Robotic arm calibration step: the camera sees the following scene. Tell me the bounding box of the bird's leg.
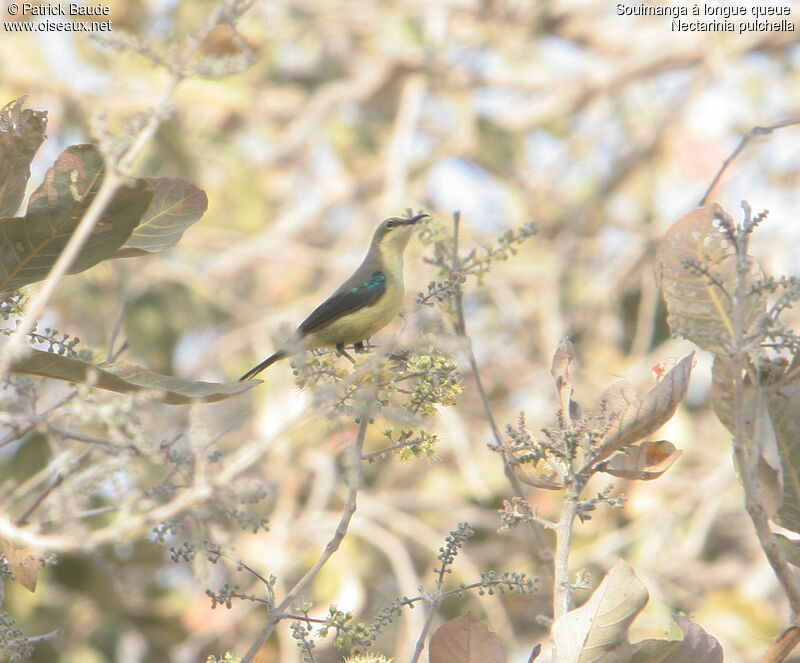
[335,342,357,364]
[354,341,368,354]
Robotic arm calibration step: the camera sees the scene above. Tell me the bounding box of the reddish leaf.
[429,613,506,663]
[601,440,682,481]
[655,204,765,352]
[587,353,694,469]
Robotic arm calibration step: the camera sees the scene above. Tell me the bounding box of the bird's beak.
[403,212,429,225]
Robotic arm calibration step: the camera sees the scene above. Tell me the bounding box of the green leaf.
[11,350,256,405]
[112,177,208,258]
[0,97,48,217]
[0,144,153,293]
[655,204,766,353]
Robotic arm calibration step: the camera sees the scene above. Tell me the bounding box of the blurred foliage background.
[1,0,800,661]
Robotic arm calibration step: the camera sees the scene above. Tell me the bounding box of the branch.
[240,416,368,663]
[698,119,800,206]
[759,625,800,663]
[447,212,554,572]
[553,486,580,621]
[0,415,279,552]
[727,210,800,628]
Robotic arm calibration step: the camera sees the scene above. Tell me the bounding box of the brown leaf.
[769,379,800,533]
[510,448,563,489]
[601,440,682,481]
[712,356,786,518]
[0,538,38,592]
[655,204,766,352]
[588,353,694,470]
[429,612,506,663]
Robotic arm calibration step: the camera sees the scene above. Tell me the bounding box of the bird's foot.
[354,340,369,354]
[335,343,357,364]
[387,348,411,363]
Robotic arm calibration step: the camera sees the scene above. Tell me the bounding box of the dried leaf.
[429,612,506,663]
[552,560,649,663]
[588,353,694,470]
[551,338,581,421]
[711,356,783,515]
[668,615,723,662]
[601,440,682,481]
[655,204,766,352]
[768,379,800,533]
[510,448,563,490]
[0,538,38,592]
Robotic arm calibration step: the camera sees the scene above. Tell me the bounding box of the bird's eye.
[386,219,398,228]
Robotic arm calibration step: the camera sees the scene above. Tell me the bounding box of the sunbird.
[239,211,428,381]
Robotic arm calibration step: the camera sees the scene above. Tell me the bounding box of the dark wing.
[298,271,387,336]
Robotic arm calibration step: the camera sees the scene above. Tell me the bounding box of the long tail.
[239,350,288,381]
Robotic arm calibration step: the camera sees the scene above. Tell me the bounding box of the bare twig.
[240,416,369,663]
[759,625,800,663]
[14,448,93,526]
[447,212,554,572]
[698,119,800,206]
[0,412,281,551]
[25,629,64,645]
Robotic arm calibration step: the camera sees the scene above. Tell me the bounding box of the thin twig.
[0,412,280,551]
[14,448,93,526]
[240,416,369,663]
[25,629,63,645]
[410,591,439,663]
[447,212,554,571]
[759,625,800,663]
[698,119,800,206]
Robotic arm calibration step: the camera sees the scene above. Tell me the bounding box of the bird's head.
[371,212,429,252]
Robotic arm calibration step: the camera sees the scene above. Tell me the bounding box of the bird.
[239,211,428,381]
